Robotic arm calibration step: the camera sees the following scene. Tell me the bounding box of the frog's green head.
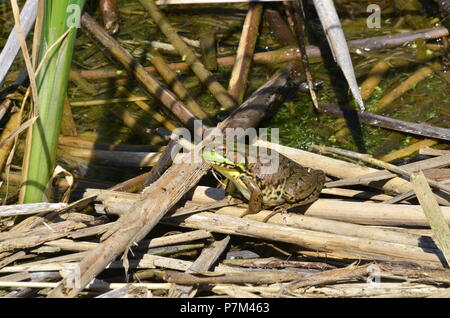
[201,144,249,176]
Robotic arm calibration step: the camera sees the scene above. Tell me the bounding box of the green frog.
[202,144,325,221]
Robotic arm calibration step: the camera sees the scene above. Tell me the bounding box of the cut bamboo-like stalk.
[412,171,450,265]
[228,3,263,104]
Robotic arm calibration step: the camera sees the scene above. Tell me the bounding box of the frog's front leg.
[239,175,263,217]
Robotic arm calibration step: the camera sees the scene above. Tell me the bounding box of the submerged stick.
[78,27,449,81]
[81,13,201,135]
[138,0,237,111]
[228,3,263,104]
[318,104,450,141]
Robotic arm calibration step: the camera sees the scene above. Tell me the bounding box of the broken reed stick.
[0,202,67,217]
[412,171,450,265]
[222,257,336,271]
[164,270,304,285]
[78,27,450,81]
[80,13,202,136]
[228,2,263,104]
[318,104,450,141]
[47,62,303,298]
[138,0,237,111]
[314,145,450,195]
[177,236,230,297]
[324,152,450,188]
[420,147,450,156]
[0,220,86,253]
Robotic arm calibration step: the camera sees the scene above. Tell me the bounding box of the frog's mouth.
[210,163,252,201]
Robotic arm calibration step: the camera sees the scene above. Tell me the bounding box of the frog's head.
[201,143,250,176]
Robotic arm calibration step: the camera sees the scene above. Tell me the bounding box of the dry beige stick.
[165,270,303,285]
[302,282,441,298]
[215,205,436,247]
[228,3,263,104]
[0,202,67,217]
[215,286,262,298]
[169,212,446,268]
[420,147,450,156]
[373,66,433,113]
[0,272,31,282]
[176,236,230,297]
[47,230,213,252]
[314,145,450,195]
[289,263,370,290]
[0,251,26,270]
[303,199,450,226]
[0,254,194,273]
[379,263,450,285]
[380,139,438,162]
[324,152,450,188]
[426,288,450,298]
[68,223,113,239]
[222,257,336,271]
[44,239,98,252]
[146,230,212,248]
[0,221,86,253]
[412,171,450,265]
[188,236,230,274]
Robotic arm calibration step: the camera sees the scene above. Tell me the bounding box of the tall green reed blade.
[21,0,85,203]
